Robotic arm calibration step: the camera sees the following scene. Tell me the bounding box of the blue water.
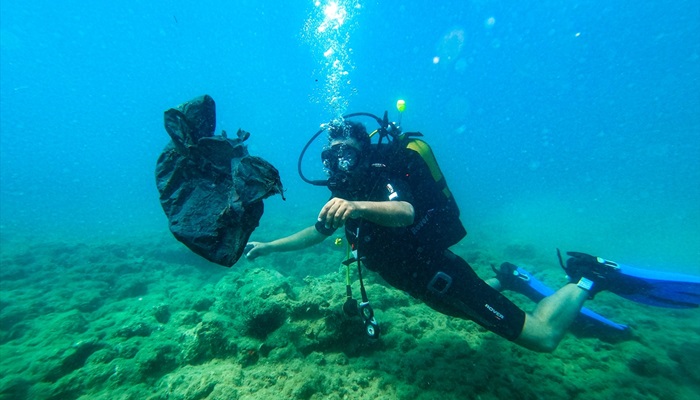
[1,1,698,271]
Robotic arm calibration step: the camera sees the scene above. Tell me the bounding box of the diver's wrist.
[354,201,368,219]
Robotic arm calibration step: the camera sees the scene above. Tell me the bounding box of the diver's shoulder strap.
[402,137,452,200]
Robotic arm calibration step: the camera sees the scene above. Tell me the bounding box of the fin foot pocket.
[492,262,531,291]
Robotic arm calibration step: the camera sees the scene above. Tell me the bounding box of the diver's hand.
[318,198,362,229]
[244,242,270,261]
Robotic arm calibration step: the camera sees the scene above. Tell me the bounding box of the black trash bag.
[155,94,284,267]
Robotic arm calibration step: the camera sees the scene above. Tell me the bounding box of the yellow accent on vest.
[405,139,453,199]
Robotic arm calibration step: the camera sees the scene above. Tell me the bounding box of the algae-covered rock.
[153,304,171,324]
[153,363,243,400]
[0,304,29,334]
[86,347,118,364]
[243,301,287,339]
[215,268,297,340]
[43,337,106,383]
[176,310,203,327]
[71,290,106,313]
[0,321,32,344]
[115,341,140,359]
[53,310,89,334]
[191,297,215,312]
[115,279,149,299]
[180,320,236,365]
[136,341,179,378]
[115,321,152,338]
[259,273,383,357]
[627,349,674,379]
[4,231,700,400]
[47,359,117,400]
[0,375,31,400]
[668,341,700,383]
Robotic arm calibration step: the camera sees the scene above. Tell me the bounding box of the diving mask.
[321,143,361,173]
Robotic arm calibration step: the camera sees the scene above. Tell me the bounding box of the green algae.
[0,231,698,400]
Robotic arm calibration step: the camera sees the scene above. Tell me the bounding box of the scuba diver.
[245,105,700,352]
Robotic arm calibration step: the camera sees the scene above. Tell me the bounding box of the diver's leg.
[406,251,590,352]
[485,277,502,290]
[514,284,589,352]
[419,252,528,343]
[421,255,590,352]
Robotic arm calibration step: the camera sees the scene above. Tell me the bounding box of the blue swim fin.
[494,263,628,331]
[561,251,700,309]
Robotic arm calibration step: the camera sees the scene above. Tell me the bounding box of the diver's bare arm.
[268,226,327,251]
[355,201,414,227]
[246,226,327,260]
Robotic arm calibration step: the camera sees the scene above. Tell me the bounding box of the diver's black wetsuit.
[316,149,526,341]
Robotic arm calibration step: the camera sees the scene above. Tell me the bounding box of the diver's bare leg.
[515,284,589,352]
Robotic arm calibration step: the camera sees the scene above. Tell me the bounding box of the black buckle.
[427,272,452,295]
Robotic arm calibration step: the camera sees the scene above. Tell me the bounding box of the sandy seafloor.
[1,222,699,400]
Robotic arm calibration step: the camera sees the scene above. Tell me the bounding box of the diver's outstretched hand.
[244,242,270,261]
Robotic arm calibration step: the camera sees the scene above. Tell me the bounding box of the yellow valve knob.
[396,99,406,113]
